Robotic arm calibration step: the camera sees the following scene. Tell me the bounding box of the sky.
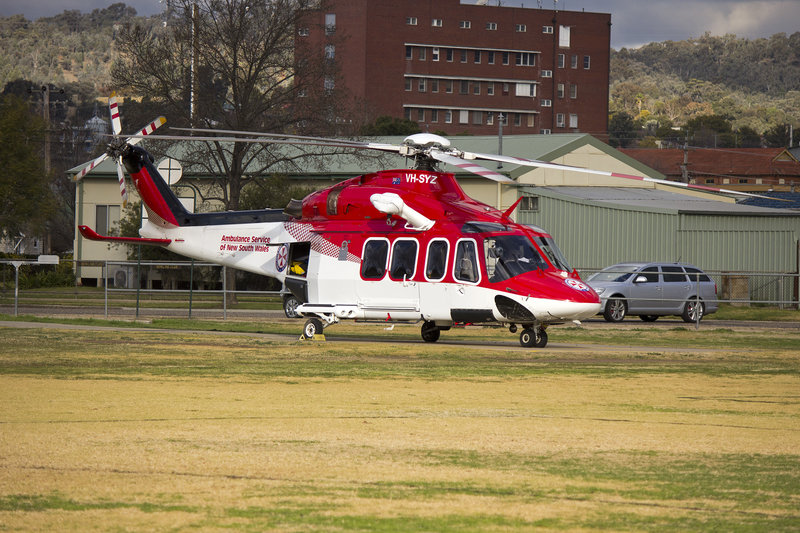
[1,0,799,49]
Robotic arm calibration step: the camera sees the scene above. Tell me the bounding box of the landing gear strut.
[519,325,547,348]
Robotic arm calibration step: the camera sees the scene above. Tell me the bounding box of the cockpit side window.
[485,234,547,283]
[534,235,572,272]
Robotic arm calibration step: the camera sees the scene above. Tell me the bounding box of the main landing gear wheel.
[303,317,324,339]
[283,295,300,318]
[519,327,547,348]
[421,321,441,343]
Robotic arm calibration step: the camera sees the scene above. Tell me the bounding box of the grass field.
[1,320,799,531]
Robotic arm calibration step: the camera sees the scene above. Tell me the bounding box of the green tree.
[608,111,637,148]
[764,123,791,148]
[0,94,55,241]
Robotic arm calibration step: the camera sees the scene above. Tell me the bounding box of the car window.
[588,264,639,282]
[684,267,711,282]
[638,266,659,283]
[662,265,688,282]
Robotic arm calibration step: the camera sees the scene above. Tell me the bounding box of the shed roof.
[529,186,800,216]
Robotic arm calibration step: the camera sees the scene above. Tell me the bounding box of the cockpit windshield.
[534,236,572,272]
[484,235,548,283]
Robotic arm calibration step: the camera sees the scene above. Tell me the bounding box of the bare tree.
[112,0,354,212]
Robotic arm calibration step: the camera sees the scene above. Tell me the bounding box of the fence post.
[188,259,194,319]
[104,261,108,319]
[222,265,227,320]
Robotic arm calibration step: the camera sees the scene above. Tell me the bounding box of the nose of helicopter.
[494,274,601,323]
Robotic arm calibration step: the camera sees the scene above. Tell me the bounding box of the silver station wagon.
[586,262,718,323]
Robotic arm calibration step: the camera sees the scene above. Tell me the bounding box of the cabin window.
[454,240,480,283]
[484,235,547,283]
[361,239,389,279]
[425,239,449,281]
[389,239,418,280]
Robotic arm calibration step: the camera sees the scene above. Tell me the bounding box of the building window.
[571,54,578,68]
[557,53,565,68]
[527,114,535,127]
[460,80,469,94]
[432,18,443,27]
[418,78,426,92]
[460,49,468,63]
[570,83,577,98]
[405,46,412,60]
[459,110,469,124]
[96,205,120,236]
[487,113,494,125]
[431,79,439,92]
[559,25,571,47]
[324,77,334,93]
[487,51,495,64]
[516,24,527,32]
[417,108,425,122]
[486,22,497,30]
[444,110,452,123]
[472,111,483,125]
[541,128,552,134]
[405,78,412,91]
[418,47,426,60]
[543,25,553,34]
[487,83,495,96]
[406,16,417,25]
[541,69,552,78]
[431,109,439,122]
[474,50,481,63]
[297,27,309,36]
[445,80,453,93]
[556,113,565,127]
[515,83,535,97]
[513,113,522,127]
[557,83,565,98]
[569,113,578,128]
[516,52,535,66]
[446,48,454,62]
[473,82,480,95]
[502,83,509,96]
[520,196,539,211]
[502,51,510,65]
[541,99,552,107]
[584,55,591,69]
[324,44,335,60]
[324,13,336,35]
[432,47,440,61]
[459,20,471,29]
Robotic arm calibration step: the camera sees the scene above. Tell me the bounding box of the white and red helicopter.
[75,97,764,347]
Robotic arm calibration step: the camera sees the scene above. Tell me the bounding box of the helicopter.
[74,96,766,347]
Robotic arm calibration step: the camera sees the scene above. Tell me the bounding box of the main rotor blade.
[73,152,109,181]
[170,126,402,153]
[115,157,128,208]
[127,133,402,153]
[467,151,778,200]
[431,150,513,183]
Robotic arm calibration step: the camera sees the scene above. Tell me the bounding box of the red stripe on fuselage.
[131,166,180,227]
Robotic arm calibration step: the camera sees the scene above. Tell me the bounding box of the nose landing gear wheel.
[520,327,548,348]
[421,321,441,343]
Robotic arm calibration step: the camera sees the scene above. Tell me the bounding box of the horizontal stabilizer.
[79,225,172,245]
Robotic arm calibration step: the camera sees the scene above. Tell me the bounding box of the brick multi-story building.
[298,0,611,136]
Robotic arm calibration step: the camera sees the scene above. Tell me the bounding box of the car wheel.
[283,295,300,318]
[303,317,324,339]
[603,298,627,322]
[421,321,441,343]
[681,299,704,323]
[639,315,658,322]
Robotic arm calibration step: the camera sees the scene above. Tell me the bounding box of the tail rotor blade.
[115,158,128,208]
[108,92,122,136]
[73,152,109,182]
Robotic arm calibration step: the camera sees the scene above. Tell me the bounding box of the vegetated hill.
[1,4,798,140]
[610,32,800,140]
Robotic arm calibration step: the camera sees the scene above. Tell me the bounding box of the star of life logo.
[565,278,590,292]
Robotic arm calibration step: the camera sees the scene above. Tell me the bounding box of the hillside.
[1,5,798,139]
[610,32,800,139]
